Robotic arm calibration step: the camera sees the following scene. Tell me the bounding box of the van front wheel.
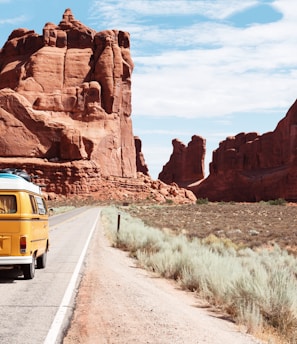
[22,256,36,280]
[37,251,47,269]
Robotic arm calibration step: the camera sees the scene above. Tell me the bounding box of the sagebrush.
[101,206,297,343]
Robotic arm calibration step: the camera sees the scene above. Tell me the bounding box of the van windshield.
[0,195,17,214]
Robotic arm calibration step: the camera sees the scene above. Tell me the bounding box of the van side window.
[0,195,17,214]
[29,195,38,214]
[35,196,46,215]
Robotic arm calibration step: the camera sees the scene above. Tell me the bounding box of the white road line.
[44,209,101,344]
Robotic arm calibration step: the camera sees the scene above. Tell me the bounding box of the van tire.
[37,251,47,269]
[22,256,36,280]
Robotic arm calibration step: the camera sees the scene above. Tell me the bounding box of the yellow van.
[0,170,49,279]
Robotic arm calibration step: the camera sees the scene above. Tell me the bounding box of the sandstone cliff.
[0,8,135,178]
[158,135,205,186]
[191,100,297,202]
[0,9,196,204]
[135,136,149,176]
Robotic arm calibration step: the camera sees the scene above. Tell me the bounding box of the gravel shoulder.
[63,218,263,344]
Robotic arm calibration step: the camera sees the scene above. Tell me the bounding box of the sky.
[1,0,297,179]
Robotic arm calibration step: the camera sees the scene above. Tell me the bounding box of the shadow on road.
[0,267,24,283]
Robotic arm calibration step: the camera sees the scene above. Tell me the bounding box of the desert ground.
[122,201,297,254]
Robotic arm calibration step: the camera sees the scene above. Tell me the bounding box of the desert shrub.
[137,243,191,280]
[237,301,263,334]
[196,198,208,205]
[218,201,235,205]
[202,234,238,254]
[267,198,287,206]
[103,207,166,255]
[101,206,297,342]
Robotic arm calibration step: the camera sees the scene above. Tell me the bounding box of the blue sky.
[1,0,297,179]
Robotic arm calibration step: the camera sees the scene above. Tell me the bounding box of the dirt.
[63,207,264,344]
[123,202,297,253]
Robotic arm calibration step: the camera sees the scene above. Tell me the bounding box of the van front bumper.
[0,256,33,265]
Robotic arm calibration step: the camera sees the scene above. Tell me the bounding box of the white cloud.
[0,15,26,25]
[91,0,258,21]
[132,62,297,118]
[87,0,297,178]
[129,2,297,118]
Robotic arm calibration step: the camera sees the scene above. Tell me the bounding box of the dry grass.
[103,202,297,344]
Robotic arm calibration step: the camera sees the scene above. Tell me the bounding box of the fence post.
[117,213,121,232]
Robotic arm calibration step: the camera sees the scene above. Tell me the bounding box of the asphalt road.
[0,206,101,344]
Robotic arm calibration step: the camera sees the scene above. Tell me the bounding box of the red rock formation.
[0,158,196,204]
[0,9,135,178]
[134,136,149,176]
[191,100,297,202]
[158,135,205,186]
[0,9,196,204]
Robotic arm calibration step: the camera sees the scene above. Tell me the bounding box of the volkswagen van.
[0,171,49,279]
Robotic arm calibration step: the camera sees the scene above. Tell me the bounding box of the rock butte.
[159,101,297,202]
[0,9,196,204]
[159,135,206,187]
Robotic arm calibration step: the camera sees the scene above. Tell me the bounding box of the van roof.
[0,173,41,194]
